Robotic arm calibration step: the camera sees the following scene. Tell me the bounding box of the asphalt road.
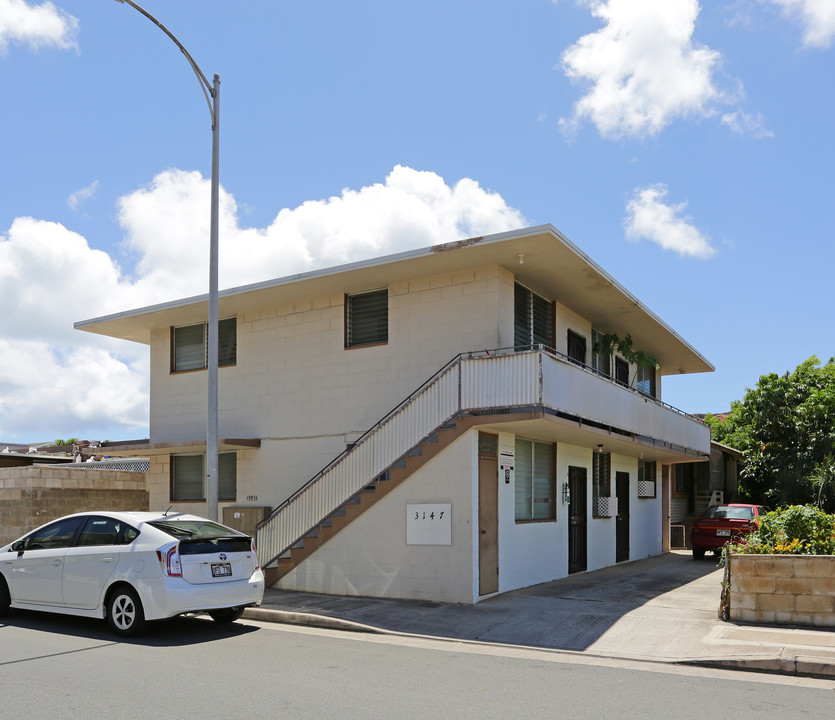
[1,611,833,719]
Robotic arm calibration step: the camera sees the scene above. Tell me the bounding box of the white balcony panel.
[539,357,708,454]
[461,352,540,410]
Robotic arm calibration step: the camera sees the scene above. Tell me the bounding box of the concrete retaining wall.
[729,554,835,628]
[0,466,148,545]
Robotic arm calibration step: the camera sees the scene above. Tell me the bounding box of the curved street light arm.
[113,0,215,126]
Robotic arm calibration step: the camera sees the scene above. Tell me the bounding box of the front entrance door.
[616,471,630,563]
[568,466,587,574]
[478,443,499,596]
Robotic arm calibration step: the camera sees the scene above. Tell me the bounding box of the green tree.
[705,356,835,511]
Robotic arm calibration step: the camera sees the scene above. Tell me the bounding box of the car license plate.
[211,563,232,577]
[716,529,731,537]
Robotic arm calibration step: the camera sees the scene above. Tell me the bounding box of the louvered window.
[514,438,556,522]
[172,318,236,372]
[514,283,553,350]
[171,452,237,501]
[567,329,586,366]
[592,451,611,516]
[346,289,388,347]
[636,364,656,397]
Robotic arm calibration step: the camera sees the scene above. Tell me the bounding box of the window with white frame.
[345,289,388,348]
[514,438,556,521]
[170,452,237,502]
[514,282,553,350]
[172,318,237,372]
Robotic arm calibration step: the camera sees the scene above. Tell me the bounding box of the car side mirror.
[11,540,24,554]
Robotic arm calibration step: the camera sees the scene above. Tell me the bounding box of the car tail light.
[157,541,182,577]
[251,540,260,570]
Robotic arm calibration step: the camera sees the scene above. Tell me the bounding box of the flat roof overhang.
[100,438,261,457]
[472,412,708,464]
[75,224,713,376]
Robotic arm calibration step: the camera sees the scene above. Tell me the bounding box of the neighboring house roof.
[711,440,742,458]
[75,224,713,376]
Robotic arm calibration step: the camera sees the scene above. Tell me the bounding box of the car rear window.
[177,536,253,555]
[148,519,244,539]
[147,519,251,555]
[706,506,754,520]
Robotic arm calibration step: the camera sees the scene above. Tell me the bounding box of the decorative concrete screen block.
[596,496,618,518]
[637,480,656,498]
[728,554,835,628]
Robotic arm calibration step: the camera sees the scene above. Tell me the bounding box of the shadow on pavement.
[0,609,259,647]
[259,551,725,652]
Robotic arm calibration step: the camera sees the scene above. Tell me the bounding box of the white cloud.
[721,109,774,138]
[624,183,716,259]
[116,165,526,296]
[67,180,99,211]
[0,0,79,53]
[559,0,732,139]
[0,165,525,441]
[766,0,835,48]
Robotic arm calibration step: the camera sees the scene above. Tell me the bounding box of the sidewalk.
[245,551,835,679]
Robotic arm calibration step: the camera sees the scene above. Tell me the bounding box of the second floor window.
[636,364,656,397]
[172,318,236,372]
[514,282,553,350]
[591,329,610,376]
[567,329,586,366]
[345,289,388,348]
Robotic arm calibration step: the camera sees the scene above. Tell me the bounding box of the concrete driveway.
[251,551,835,677]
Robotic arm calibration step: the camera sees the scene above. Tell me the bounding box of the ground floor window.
[637,460,657,498]
[592,451,611,516]
[514,438,556,521]
[171,452,237,502]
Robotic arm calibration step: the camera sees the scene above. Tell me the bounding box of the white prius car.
[0,511,264,637]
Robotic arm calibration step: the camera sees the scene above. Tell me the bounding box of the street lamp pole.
[113,0,220,520]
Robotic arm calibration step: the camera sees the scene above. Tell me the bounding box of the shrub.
[727,505,835,556]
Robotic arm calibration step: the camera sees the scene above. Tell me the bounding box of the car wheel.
[208,607,245,623]
[0,575,10,617]
[106,586,147,637]
[692,547,706,560]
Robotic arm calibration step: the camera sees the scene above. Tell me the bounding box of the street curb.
[245,607,835,680]
[244,607,385,634]
[683,655,835,680]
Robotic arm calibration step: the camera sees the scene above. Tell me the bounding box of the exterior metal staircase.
[261,412,506,585]
[256,348,544,584]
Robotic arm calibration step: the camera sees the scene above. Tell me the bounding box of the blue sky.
[1,0,833,444]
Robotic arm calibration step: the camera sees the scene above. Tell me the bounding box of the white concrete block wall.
[147,265,507,510]
[498,431,565,593]
[630,461,663,559]
[277,430,477,603]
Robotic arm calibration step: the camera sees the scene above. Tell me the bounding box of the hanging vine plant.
[593,333,658,370]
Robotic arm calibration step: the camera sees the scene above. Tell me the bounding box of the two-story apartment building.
[76,224,713,603]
